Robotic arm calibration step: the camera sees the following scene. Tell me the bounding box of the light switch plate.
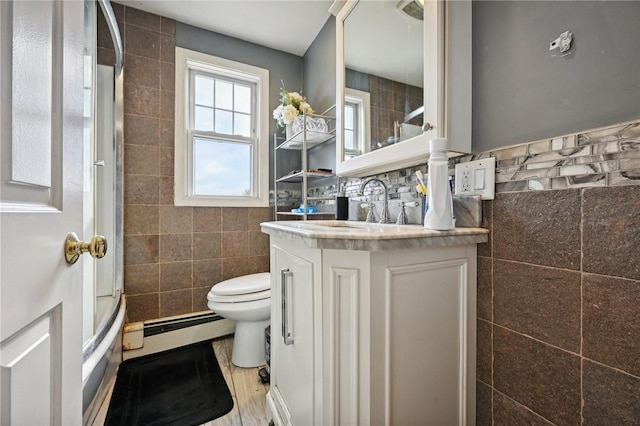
[454,157,496,200]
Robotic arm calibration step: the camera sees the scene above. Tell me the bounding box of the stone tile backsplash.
[309,120,640,220]
[307,120,639,230]
[463,120,640,192]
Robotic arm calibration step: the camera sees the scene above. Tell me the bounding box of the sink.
[284,220,365,231]
[310,221,362,229]
[281,220,408,233]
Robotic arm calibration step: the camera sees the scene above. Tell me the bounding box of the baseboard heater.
[124,311,236,360]
[143,312,223,337]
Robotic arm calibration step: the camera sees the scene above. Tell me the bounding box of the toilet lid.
[209,272,270,296]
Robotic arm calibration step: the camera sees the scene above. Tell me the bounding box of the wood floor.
[92,336,271,425]
[204,336,272,426]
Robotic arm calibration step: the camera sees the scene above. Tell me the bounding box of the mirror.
[335,0,472,177]
[343,0,424,158]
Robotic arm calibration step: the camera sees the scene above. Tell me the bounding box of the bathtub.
[82,295,126,425]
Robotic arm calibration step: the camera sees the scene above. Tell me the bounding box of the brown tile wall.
[369,75,423,150]
[98,5,272,323]
[477,185,640,425]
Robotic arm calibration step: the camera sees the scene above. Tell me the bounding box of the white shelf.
[275,110,337,151]
[276,171,334,183]
[276,129,336,150]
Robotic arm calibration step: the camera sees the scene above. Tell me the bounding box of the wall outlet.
[454,157,496,200]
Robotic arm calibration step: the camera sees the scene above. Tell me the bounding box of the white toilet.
[207,272,271,368]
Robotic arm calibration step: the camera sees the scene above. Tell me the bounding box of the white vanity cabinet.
[268,240,324,425]
[263,221,488,426]
[322,244,477,425]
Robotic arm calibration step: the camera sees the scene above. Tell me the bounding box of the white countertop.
[261,220,489,250]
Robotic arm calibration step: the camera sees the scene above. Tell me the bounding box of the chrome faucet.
[358,178,389,223]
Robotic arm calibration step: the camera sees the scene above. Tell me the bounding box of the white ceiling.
[119,0,334,56]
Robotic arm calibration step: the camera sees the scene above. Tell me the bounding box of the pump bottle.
[424,138,454,230]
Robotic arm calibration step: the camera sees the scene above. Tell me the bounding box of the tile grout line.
[582,357,640,381]
[491,257,581,275]
[580,188,584,425]
[190,204,194,312]
[157,98,162,303]
[489,198,494,425]
[492,323,581,358]
[491,388,555,425]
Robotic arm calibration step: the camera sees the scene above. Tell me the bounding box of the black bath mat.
[105,340,233,426]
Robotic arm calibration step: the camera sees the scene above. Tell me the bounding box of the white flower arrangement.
[272,86,315,128]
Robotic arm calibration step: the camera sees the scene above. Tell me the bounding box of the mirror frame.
[334,0,472,177]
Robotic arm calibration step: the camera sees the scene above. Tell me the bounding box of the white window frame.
[344,87,370,157]
[174,47,269,207]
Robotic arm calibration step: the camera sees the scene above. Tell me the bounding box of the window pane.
[344,104,354,130]
[193,138,252,196]
[195,75,214,107]
[215,80,233,110]
[234,84,251,113]
[234,113,251,137]
[345,129,354,150]
[194,106,214,131]
[215,109,232,134]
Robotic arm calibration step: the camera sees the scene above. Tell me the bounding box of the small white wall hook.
[550,30,573,55]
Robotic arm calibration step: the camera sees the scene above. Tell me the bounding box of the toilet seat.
[208,289,270,303]
[208,272,270,303]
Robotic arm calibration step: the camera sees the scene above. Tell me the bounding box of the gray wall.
[303,17,336,114]
[302,17,338,173]
[472,1,640,152]
[345,69,369,92]
[176,22,304,187]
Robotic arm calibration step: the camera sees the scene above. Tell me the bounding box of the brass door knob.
[64,233,108,265]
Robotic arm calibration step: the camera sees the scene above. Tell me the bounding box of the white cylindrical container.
[424,138,454,230]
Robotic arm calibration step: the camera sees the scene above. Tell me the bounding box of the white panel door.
[0,1,86,424]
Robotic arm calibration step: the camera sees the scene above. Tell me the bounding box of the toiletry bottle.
[335,187,349,220]
[424,138,454,230]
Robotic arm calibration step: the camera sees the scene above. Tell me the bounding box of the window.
[174,47,269,206]
[344,88,370,159]
[344,102,357,153]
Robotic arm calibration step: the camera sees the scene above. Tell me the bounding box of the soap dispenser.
[335,184,349,220]
[424,138,454,230]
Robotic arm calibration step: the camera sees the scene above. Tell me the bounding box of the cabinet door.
[271,246,315,425]
[370,249,475,426]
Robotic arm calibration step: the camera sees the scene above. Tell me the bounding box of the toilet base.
[232,319,270,368]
